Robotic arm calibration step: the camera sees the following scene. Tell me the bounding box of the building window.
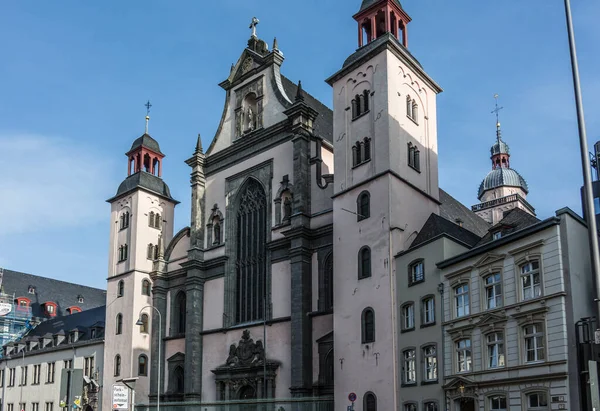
[147,244,155,260]
[120,211,130,230]
[174,366,184,394]
[352,90,370,120]
[16,298,30,309]
[402,303,415,331]
[46,362,55,383]
[352,138,372,166]
[148,211,162,229]
[45,403,53,411]
[7,404,13,411]
[484,273,502,309]
[33,364,41,385]
[357,191,370,221]
[142,279,151,296]
[454,283,470,317]
[526,392,548,410]
[404,404,417,411]
[524,324,545,363]
[116,314,123,335]
[8,368,15,386]
[456,339,472,373]
[407,143,420,171]
[20,365,27,386]
[139,313,149,334]
[19,404,25,411]
[117,280,124,298]
[423,345,437,382]
[492,231,502,240]
[358,246,371,279]
[521,260,541,300]
[362,307,375,343]
[90,329,96,339]
[84,356,94,378]
[32,403,39,411]
[77,296,84,303]
[319,253,334,312]
[402,349,416,385]
[114,355,121,377]
[489,395,507,411]
[407,95,418,123]
[45,303,56,316]
[364,392,377,411]
[423,402,438,411]
[138,355,148,376]
[28,286,35,294]
[406,95,412,118]
[118,244,128,262]
[0,369,3,387]
[409,260,424,285]
[174,291,186,335]
[63,360,72,369]
[234,178,267,324]
[422,296,435,325]
[487,332,505,368]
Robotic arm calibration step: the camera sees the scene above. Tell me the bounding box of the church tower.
[472,97,534,224]
[103,115,179,406]
[326,1,442,410]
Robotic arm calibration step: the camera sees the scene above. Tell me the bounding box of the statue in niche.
[213,222,221,245]
[246,107,255,131]
[283,197,292,221]
[225,330,265,367]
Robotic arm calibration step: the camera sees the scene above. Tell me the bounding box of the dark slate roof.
[129,133,163,155]
[439,188,490,237]
[476,208,540,246]
[491,137,510,156]
[280,76,333,143]
[359,0,402,12]
[109,171,177,203]
[19,306,105,343]
[410,214,482,249]
[343,33,422,69]
[478,167,528,200]
[1,270,106,319]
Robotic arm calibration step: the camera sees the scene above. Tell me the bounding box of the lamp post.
[136,306,161,411]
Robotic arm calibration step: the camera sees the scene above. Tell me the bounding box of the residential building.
[0,306,105,411]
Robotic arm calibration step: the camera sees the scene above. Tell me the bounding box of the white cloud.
[0,133,117,235]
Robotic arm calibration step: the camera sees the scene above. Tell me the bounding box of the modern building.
[0,269,106,357]
[0,306,105,411]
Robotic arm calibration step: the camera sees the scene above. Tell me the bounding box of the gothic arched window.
[362,307,375,343]
[148,211,155,227]
[319,253,334,312]
[406,95,412,119]
[174,366,184,394]
[116,313,123,335]
[154,213,161,229]
[235,178,267,324]
[357,191,370,221]
[174,292,186,335]
[363,90,370,112]
[138,354,148,376]
[117,280,124,298]
[358,246,371,279]
[364,392,377,411]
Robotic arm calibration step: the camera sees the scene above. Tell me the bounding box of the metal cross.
[491,94,503,126]
[145,100,152,116]
[249,17,259,38]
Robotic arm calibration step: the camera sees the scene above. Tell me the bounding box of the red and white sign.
[348,392,357,402]
[112,385,129,410]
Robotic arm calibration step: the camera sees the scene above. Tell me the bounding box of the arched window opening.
[154,245,159,259]
[362,307,375,343]
[174,366,184,394]
[357,191,370,221]
[154,213,161,229]
[152,157,159,176]
[363,90,370,112]
[242,93,258,134]
[356,142,362,164]
[117,280,124,298]
[319,253,334,312]
[143,153,151,172]
[351,99,358,119]
[406,95,412,118]
[175,292,186,335]
[358,246,371,279]
[359,93,366,115]
[375,10,386,37]
[116,314,123,335]
[142,279,151,296]
[138,355,148,376]
[411,100,418,123]
[114,355,121,377]
[147,244,154,260]
[139,314,149,334]
[235,179,267,324]
[324,349,334,386]
[364,392,377,411]
[390,12,398,37]
[129,157,136,175]
[408,143,420,172]
[149,211,155,227]
[363,137,371,161]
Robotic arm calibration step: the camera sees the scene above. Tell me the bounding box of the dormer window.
[44,302,57,317]
[90,329,97,339]
[77,296,84,304]
[27,286,35,295]
[352,90,370,120]
[66,307,81,315]
[16,298,30,310]
[493,231,502,240]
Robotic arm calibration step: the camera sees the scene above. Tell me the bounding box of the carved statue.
[283,197,292,221]
[224,330,266,367]
[213,222,221,245]
[247,107,255,131]
[226,344,238,366]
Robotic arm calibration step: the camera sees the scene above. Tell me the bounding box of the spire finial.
[295,80,305,102]
[249,17,259,39]
[273,37,279,51]
[144,100,152,134]
[491,94,503,142]
[195,133,203,154]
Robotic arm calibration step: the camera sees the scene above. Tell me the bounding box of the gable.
[473,253,506,268]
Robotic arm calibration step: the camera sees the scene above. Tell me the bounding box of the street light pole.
[563,0,600,327]
[137,306,161,411]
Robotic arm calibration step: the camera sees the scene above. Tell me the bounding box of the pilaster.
[184,269,205,400]
[149,277,168,402]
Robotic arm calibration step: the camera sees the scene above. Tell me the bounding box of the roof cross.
[145,100,152,134]
[249,17,259,38]
[491,94,503,141]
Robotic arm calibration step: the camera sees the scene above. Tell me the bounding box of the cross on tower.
[249,17,259,38]
[491,94,503,140]
[145,100,152,134]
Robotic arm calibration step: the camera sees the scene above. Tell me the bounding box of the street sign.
[112,385,129,410]
[348,392,357,403]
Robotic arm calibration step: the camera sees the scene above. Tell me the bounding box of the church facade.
[101,1,595,410]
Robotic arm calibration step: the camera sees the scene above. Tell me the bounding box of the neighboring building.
[0,306,105,411]
[0,269,106,356]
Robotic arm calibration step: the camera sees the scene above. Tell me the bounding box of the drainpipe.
[437,282,446,410]
[388,224,404,411]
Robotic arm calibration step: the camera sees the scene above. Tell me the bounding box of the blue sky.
[1,0,599,289]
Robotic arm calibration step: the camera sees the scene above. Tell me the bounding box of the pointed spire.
[195,133,204,154]
[273,37,279,51]
[230,63,235,73]
[295,80,305,102]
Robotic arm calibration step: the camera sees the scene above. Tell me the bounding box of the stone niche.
[235,77,264,138]
[211,329,280,400]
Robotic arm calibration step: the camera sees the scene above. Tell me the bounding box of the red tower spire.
[353,0,411,48]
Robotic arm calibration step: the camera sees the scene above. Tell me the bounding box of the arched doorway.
[454,398,476,411]
[238,385,257,411]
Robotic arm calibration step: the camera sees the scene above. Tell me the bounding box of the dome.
[478,167,528,200]
[490,138,509,156]
[129,133,163,154]
[108,172,177,203]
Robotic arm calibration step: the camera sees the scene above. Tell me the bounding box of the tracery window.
[235,179,267,324]
[319,253,334,312]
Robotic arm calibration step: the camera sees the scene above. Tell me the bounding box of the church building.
[101,1,595,410]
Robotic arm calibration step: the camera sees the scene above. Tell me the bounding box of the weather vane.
[145,100,152,134]
[491,94,503,140]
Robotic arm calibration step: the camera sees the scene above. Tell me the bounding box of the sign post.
[112,385,129,410]
[348,392,357,411]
